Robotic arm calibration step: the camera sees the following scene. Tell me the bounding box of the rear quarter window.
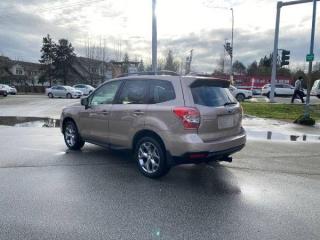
[190,80,235,107]
[149,80,175,104]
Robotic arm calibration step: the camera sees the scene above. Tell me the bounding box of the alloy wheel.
[138,142,160,174]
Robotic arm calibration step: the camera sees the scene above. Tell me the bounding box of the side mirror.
[81,97,89,109]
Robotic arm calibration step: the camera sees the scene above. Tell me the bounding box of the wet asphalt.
[0,126,320,240]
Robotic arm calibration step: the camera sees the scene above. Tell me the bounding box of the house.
[0,56,43,86]
[0,55,140,87]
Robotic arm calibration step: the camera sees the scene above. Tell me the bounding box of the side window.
[90,81,122,106]
[149,80,176,104]
[117,80,148,104]
[51,86,57,90]
[57,86,65,90]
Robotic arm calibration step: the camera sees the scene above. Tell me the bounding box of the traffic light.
[224,42,233,58]
[281,50,290,66]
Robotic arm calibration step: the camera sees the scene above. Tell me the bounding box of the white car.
[229,86,253,102]
[311,79,320,98]
[73,84,95,95]
[261,83,295,98]
[45,85,83,99]
[0,84,17,95]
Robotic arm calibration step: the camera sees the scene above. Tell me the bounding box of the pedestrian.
[291,76,305,103]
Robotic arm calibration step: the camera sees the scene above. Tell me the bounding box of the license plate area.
[218,114,235,129]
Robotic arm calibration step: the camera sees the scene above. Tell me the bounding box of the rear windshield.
[190,83,236,107]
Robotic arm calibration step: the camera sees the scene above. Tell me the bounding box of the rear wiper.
[224,102,237,106]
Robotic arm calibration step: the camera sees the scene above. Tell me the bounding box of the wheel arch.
[132,130,166,153]
[62,117,77,132]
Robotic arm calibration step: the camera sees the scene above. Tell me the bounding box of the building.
[0,56,43,86]
[0,55,139,88]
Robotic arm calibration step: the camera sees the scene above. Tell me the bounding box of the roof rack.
[116,70,180,78]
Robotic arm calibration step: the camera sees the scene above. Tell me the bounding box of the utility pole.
[152,0,157,72]
[230,8,234,84]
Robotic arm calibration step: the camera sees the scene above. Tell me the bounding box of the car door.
[78,80,123,143]
[275,84,283,95]
[108,79,149,148]
[55,86,66,97]
[50,86,58,96]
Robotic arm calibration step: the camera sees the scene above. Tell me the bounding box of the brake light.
[173,107,200,129]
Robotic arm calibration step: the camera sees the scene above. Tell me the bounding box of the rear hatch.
[188,78,242,142]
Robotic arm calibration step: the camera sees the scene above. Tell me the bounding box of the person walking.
[291,76,305,103]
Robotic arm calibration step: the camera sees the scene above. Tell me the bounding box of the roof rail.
[116,70,180,78]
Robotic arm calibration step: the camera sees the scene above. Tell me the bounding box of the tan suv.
[60,73,246,178]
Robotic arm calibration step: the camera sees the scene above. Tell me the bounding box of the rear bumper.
[169,144,245,165]
[163,128,246,165]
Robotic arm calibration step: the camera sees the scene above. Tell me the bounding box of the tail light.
[173,107,200,129]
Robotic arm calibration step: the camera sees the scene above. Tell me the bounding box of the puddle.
[0,116,60,128]
[246,129,320,142]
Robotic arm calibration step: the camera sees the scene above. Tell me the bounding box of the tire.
[63,120,85,150]
[236,93,245,102]
[266,92,270,98]
[134,136,169,178]
[66,93,72,99]
[3,92,8,97]
[317,95,320,99]
[48,92,53,98]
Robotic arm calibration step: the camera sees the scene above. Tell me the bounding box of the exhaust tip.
[220,156,232,163]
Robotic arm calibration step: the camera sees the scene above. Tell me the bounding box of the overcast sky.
[0,0,319,72]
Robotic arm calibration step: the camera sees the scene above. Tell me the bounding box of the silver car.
[46,85,82,98]
[60,73,246,178]
[73,84,95,95]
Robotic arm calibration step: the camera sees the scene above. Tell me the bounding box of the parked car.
[229,85,253,102]
[73,84,95,95]
[60,74,246,178]
[311,79,320,98]
[0,84,16,95]
[46,85,82,98]
[0,85,8,97]
[261,83,295,98]
[8,85,17,95]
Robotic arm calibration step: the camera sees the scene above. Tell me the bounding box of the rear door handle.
[100,110,110,115]
[133,110,144,116]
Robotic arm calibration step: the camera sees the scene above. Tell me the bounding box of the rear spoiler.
[190,77,231,88]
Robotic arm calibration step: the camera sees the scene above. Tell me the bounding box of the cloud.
[0,0,319,73]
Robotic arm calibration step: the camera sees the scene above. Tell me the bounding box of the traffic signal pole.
[305,0,317,116]
[270,2,281,103]
[270,0,319,103]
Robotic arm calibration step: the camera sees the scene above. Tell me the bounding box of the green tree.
[138,59,145,72]
[52,39,75,85]
[122,53,129,73]
[164,50,179,72]
[39,34,55,86]
[247,61,258,76]
[232,60,246,75]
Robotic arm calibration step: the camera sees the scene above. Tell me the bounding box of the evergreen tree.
[232,60,246,75]
[53,39,76,85]
[247,61,258,76]
[122,53,129,73]
[39,34,55,86]
[164,50,178,72]
[138,60,145,72]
